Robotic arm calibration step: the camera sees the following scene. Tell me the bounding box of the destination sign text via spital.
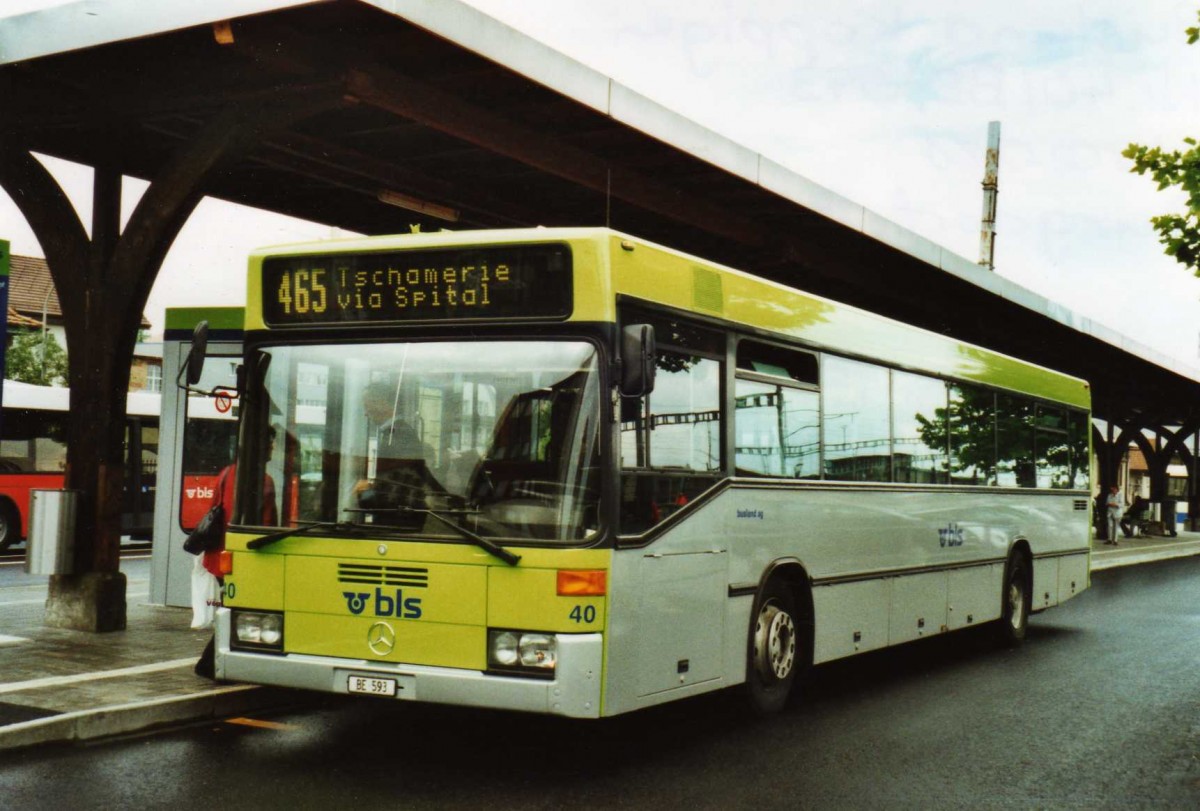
[262,244,572,325]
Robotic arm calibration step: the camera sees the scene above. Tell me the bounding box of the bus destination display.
[262,244,572,325]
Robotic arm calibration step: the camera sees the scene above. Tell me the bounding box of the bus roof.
[248,227,1090,409]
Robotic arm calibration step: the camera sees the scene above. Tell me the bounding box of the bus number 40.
[569,605,596,624]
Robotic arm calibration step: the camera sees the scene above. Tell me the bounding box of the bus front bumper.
[212,609,603,718]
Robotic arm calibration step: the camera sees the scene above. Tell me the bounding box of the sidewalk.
[1088,527,1200,571]
[0,595,301,752]
[3,532,1199,753]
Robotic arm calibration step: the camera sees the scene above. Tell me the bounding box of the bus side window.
[734,341,819,479]
[822,356,891,482]
[620,349,722,534]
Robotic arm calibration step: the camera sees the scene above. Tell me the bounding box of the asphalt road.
[2,558,1199,809]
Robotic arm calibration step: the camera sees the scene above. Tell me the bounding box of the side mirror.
[620,324,656,397]
[184,321,209,386]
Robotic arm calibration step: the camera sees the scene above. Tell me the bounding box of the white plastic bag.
[190,555,222,629]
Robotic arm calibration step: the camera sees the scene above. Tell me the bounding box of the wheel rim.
[1008,576,1026,631]
[753,601,796,683]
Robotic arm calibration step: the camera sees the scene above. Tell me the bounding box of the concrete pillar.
[44,572,127,632]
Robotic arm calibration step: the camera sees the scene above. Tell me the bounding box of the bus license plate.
[347,675,397,697]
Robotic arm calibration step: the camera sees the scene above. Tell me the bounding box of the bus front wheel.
[995,551,1031,646]
[0,500,19,552]
[744,579,799,715]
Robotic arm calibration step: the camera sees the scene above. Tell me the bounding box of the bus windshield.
[245,340,602,544]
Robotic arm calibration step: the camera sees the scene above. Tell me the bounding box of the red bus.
[0,380,160,550]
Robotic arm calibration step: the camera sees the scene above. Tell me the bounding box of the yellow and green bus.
[203,227,1091,717]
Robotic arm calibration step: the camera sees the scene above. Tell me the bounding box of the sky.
[2,0,1199,369]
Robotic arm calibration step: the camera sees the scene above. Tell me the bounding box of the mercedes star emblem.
[367,621,396,656]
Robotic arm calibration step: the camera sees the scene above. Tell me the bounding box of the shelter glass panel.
[179,353,241,530]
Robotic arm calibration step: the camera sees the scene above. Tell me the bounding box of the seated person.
[1120,495,1148,538]
[354,381,433,525]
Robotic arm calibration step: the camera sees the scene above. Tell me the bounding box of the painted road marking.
[225,717,297,731]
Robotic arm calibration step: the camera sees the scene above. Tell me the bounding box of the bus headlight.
[232,610,285,652]
[488,629,557,675]
[518,633,556,668]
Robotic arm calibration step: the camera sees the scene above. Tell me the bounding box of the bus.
[0,380,160,551]
[200,227,1091,717]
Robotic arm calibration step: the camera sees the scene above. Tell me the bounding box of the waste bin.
[25,489,79,575]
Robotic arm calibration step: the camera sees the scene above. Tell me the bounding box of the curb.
[1091,543,1200,572]
[0,685,301,753]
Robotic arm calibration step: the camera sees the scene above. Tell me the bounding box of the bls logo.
[343,588,423,619]
[938,523,965,548]
[186,485,214,500]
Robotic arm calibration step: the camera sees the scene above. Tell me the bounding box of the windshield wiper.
[246,520,368,550]
[419,507,521,566]
[347,506,520,566]
[247,509,521,566]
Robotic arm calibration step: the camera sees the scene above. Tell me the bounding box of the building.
[5,253,158,390]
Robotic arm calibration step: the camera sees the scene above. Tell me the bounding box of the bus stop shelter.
[2,0,1199,629]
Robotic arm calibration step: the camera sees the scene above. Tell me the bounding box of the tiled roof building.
[6,254,150,329]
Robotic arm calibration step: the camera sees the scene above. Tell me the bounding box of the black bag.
[183,502,225,555]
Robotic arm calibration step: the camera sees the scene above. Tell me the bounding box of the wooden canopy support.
[0,85,344,631]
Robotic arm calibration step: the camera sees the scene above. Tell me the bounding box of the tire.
[744,579,800,715]
[0,500,19,552]
[995,551,1031,647]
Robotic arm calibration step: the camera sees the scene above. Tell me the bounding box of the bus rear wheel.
[0,500,19,552]
[995,551,1031,646]
[744,579,798,715]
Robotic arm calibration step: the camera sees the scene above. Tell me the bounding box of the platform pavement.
[2,531,1200,753]
[0,596,303,753]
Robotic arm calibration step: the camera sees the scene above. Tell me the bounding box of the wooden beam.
[0,146,91,316]
[113,83,347,299]
[343,68,770,247]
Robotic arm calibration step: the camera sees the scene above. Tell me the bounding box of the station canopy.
[3,0,1199,426]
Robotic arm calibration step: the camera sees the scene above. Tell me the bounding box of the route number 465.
[569,604,597,624]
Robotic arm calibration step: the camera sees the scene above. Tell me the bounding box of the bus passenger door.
[617,315,729,699]
[636,548,727,697]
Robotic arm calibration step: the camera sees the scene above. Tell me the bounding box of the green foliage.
[1122,138,1200,271]
[1123,11,1200,274]
[5,329,69,386]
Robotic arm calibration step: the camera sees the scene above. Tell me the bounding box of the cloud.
[458,0,1200,362]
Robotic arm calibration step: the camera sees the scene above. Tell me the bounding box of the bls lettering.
[343,588,423,619]
[938,523,965,548]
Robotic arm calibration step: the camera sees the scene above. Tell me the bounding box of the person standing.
[1104,484,1123,546]
[195,428,278,678]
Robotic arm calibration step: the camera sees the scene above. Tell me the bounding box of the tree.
[6,328,69,386]
[1122,11,1200,274]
